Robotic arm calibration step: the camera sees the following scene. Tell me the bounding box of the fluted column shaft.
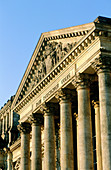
[72,74,94,170]
[18,122,31,170]
[92,56,111,170]
[93,102,102,170]
[56,89,74,170]
[98,69,111,169]
[77,85,94,170]
[29,114,43,170]
[60,99,74,170]
[41,103,55,170]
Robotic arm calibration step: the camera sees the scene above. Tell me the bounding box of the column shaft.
[94,102,102,170]
[18,123,31,170]
[78,87,94,170]
[44,112,55,170]
[60,99,74,170]
[98,71,111,169]
[32,124,42,170]
[21,133,30,170]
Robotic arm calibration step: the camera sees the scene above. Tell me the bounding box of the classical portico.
[2,16,110,170]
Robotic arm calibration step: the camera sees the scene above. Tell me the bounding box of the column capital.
[40,102,57,116]
[55,88,75,102]
[28,113,43,126]
[91,55,111,73]
[72,73,93,89]
[17,122,31,134]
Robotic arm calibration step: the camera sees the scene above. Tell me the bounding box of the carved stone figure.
[26,41,76,94]
[56,42,63,62]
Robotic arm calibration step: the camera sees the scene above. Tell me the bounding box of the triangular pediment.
[11,21,96,110]
[12,17,110,111]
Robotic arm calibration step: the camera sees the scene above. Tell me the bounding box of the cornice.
[43,22,94,41]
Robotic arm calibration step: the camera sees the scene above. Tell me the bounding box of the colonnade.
[17,56,111,170]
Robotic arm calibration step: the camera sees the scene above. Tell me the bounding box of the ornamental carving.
[17,122,31,134]
[91,55,111,73]
[26,41,76,94]
[55,88,75,101]
[72,73,92,89]
[40,102,58,116]
[28,113,43,126]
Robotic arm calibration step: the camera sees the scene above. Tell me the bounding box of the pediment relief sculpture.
[25,41,76,96]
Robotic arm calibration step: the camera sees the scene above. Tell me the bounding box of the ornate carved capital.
[55,88,75,102]
[40,102,57,116]
[28,113,43,126]
[91,55,111,73]
[17,122,31,134]
[72,73,92,89]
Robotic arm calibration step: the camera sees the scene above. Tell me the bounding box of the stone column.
[72,73,94,170]
[93,101,102,170]
[74,113,78,170]
[40,103,56,170]
[55,123,60,169]
[29,113,43,170]
[92,56,111,170]
[7,150,12,170]
[56,89,74,170]
[18,122,31,170]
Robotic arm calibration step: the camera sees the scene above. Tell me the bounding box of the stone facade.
[0,16,111,170]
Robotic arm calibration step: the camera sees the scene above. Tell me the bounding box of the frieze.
[43,83,59,101]
[61,73,71,85]
[36,99,42,107]
[32,70,75,112]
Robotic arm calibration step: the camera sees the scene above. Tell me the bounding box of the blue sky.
[0,0,111,108]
